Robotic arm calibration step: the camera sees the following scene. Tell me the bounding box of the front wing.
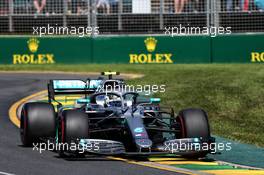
[71,137,216,156]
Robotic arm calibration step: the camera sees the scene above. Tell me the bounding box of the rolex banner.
[92,36,210,63]
[0,37,92,64]
[0,35,263,64]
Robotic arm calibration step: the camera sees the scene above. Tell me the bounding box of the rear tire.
[20,102,56,146]
[177,108,211,158]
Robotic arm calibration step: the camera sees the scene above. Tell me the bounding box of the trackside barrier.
[0,35,263,64]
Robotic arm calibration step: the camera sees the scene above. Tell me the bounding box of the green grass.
[1,64,264,147]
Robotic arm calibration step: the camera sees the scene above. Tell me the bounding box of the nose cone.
[135,139,152,149]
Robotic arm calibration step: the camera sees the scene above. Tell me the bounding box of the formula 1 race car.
[20,73,215,158]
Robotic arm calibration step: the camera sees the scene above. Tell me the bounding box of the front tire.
[177,108,211,158]
[59,110,89,157]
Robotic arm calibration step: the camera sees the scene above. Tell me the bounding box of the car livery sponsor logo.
[53,80,86,89]
[129,37,174,64]
[134,127,144,133]
[13,38,55,64]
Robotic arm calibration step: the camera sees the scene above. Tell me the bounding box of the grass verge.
[1,64,264,147]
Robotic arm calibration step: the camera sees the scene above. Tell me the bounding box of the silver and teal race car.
[20,72,215,158]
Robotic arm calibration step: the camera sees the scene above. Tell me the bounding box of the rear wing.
[48,79,102,102]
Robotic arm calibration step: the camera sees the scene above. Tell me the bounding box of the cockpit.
[95,94,122,108]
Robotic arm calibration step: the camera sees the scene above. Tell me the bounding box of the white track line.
[0,171,15,175]
[217,160,264,170]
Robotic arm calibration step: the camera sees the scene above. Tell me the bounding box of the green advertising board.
[211,34,264,63]
[92,36,211,64]
[0,34,263,64]
[0,37,92,64]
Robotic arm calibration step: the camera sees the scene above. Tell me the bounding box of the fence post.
[63,0,68,27]
[211,0,219,29]
[159,0,164,30]
[9,0,14,32]
[118,0,123,31]
[91,0,98,37]
[87,0,91,27]
[214,0,220,29]
[206,0,211,30]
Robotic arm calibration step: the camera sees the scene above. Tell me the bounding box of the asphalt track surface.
[0,73,187,175]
